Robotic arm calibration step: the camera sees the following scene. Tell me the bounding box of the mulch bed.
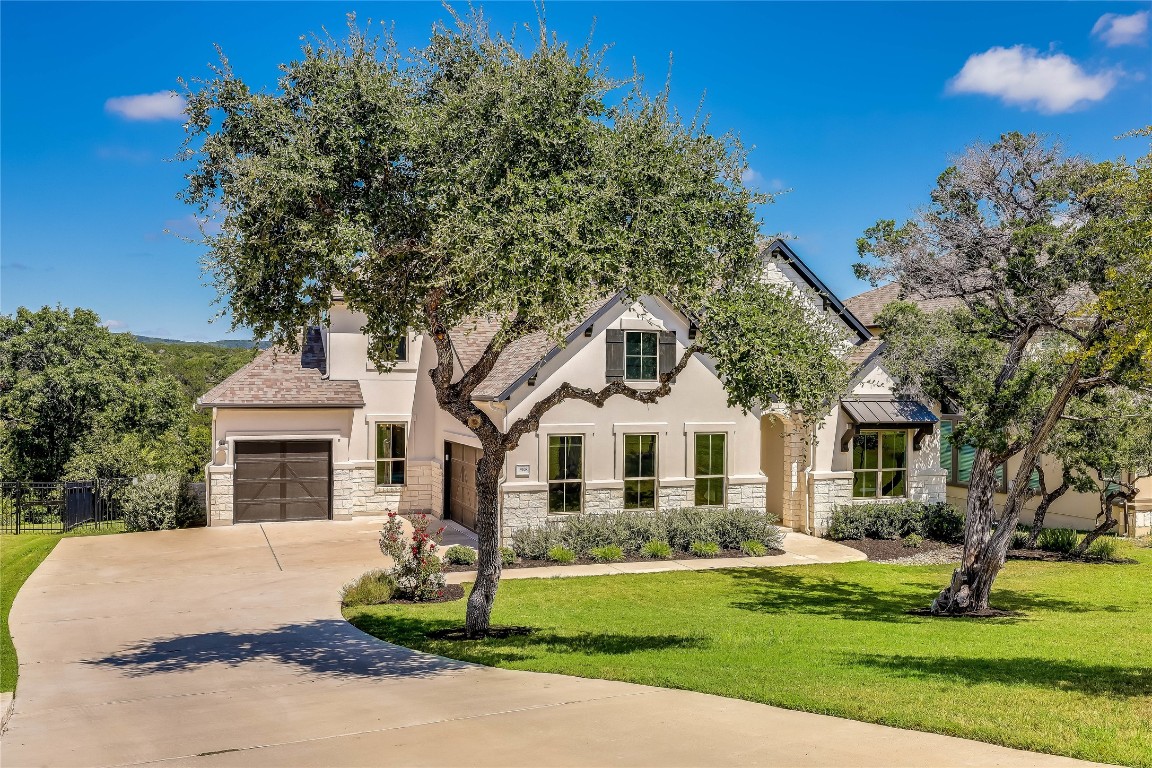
[836,538,956,561]
[386,583,465,604]
[442,547,785,573]
[1007,549,1137,565]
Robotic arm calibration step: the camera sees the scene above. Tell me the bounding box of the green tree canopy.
[0,306,188,481]
[858,131,1152,615]
[181,13,849,635]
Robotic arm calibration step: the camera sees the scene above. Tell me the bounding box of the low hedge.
[511,507,784,560]
[826,500,964,543]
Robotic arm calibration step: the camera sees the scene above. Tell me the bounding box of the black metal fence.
[1,479,130,534]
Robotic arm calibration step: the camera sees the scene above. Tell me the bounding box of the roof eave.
[766,239,872,343]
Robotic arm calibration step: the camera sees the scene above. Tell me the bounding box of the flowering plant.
[379,512,447,601]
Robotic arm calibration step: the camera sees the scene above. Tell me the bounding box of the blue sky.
[2,1,1149,341]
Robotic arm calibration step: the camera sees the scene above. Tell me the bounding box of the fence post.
[15,482,22,535]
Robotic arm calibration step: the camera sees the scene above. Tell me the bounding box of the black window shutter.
[658,330,677,377]
[605,329,625,381]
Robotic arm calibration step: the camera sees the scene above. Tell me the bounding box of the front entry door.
[446,442,480,532]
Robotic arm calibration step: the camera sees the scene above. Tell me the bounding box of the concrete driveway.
[3,519,1098,767]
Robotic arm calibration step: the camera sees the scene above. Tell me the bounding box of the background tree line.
[0,305,257,484]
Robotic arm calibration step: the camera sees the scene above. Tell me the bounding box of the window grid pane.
[694,433,726,506]
[851,429,907,499]
[548,436,583,513]
[624,331,658,381]
[624,434,658,510]
[376,424,406,486]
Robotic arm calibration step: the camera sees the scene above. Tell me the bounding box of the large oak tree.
[181,13,849,635]
[857,132,1152,615]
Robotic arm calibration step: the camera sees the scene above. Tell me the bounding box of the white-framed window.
[623,434,658,510]
[694,432,726,506]
[375,423,406,485]
[625,331,658,381]
[548,434,583,513]
[852,429,906,498]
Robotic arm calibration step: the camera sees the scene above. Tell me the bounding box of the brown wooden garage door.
[234,441,331,523]
[446,442,480,532]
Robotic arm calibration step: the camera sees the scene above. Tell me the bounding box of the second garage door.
[445,442,480,532]
[234,440,332,523]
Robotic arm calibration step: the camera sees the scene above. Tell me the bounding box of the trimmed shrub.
[547,546,577,564]
[590,544,624,563]
[826,500,964,542]
[1037,527,1079,554]
[922,502,964,543]
[1087,537,1121,562]
[121,473,192,532]
[1010,526,1031,550]
[740,540,768,557]
[500,546,517,567]
[666,507,716,551]
[902,533,924,549]
[341,570,396,607]
[444,545,477,566]
[690,540,721,558]
[511,525,561,560]
[641,539,673,559]
[709,506,785,549]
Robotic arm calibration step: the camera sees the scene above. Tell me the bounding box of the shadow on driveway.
[84,619,469,680]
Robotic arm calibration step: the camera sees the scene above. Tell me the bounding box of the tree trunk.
[1024,475,1070,549]
[464,453,503,637]
[1070,491,1120,557]
[931,450,1018,614]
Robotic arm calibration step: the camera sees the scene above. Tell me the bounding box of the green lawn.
[1,524,124,692]
[348,548,1152,768]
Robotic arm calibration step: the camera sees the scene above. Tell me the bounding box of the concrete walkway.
[2,519,1099,768]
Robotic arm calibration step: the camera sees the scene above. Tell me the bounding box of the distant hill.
[133,335,271,350]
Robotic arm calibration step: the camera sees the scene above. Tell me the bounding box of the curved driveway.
[3,520,1098,767]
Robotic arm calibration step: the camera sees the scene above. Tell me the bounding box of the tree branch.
[503,343,701,451]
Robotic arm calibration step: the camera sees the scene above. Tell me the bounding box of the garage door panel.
[234,441,331,523]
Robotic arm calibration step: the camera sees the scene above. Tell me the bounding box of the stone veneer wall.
[728,482,767,510]
[809,470,950,535]
[810,473,853,535]
[207,470,233,525]
[500,480,768,543]
[333,461,443,519]
[909,470,948,504]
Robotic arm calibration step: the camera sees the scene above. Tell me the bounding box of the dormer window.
[625,331,658,381]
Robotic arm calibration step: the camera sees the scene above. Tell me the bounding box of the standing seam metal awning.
[840,397,938,451]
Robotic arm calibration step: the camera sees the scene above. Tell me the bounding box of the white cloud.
[105,91,187,121]
[947,46,1118,113]
[741,168,761,185]
[1092,11,1149,47]
[103,319,128,331]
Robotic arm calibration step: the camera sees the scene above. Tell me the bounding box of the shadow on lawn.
[851,653,1152,697]
[86,618,469,680]
[349,612,708,666]
[720,567,1113,622]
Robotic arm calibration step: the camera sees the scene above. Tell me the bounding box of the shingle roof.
[844,283,960,328]
[197,327,364,409]
[846,338,885,373]
[454,296,620,400]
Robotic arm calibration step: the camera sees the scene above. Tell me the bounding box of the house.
[198,241,949,541]
[845,283,1152,537]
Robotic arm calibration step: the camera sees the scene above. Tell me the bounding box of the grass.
[1,523,125,692]
[348,546,1152,767]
